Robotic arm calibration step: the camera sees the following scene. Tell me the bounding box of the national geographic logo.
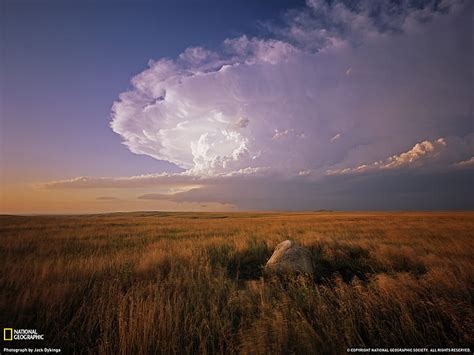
[3,328,44,341]
[3,328,12,341]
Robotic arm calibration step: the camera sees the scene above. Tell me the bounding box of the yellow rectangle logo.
[4,328,13,341]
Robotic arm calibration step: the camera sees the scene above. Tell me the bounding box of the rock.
[265,240,314,277]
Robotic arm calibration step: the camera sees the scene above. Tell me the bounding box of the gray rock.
[265,240,314,277]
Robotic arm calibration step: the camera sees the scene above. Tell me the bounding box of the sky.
[0,0,473,213]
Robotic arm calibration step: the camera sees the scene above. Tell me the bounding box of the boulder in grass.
[264,240,314,277]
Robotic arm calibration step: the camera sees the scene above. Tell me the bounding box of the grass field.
[1,212,473,354]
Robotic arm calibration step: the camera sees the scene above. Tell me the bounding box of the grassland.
[0,212,473,354]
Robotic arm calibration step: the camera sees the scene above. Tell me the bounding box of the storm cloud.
[111,0,472,178]
[42,0,474,210]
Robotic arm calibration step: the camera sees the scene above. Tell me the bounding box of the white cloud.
[38,166,272,190]
[27,0,466,212]
[326,138,449,175]
[298,169,312,177]
[37,173,206,190]
[383,138,447,169]
[110,0,471,183]
[272,129,293,140]
[330,133,341,142]
[454,156,474,167]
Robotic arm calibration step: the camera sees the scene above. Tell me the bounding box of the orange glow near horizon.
[0,183,235,214]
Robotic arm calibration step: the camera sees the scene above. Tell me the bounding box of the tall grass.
[0,212,473,354]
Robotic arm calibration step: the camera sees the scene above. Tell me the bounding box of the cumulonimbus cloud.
[36,0,474,211]
[110,0,472,181]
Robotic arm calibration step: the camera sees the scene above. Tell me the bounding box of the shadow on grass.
[208,240,428,285]
[207,238,272,281]
[308,244,378,283]
[310,243,427,283]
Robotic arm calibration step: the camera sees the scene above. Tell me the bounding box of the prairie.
[0,212,473,354]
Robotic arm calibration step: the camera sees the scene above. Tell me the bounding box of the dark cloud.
[147,168,474,210]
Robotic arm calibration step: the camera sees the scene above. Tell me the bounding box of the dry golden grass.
[0,212,473,354]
